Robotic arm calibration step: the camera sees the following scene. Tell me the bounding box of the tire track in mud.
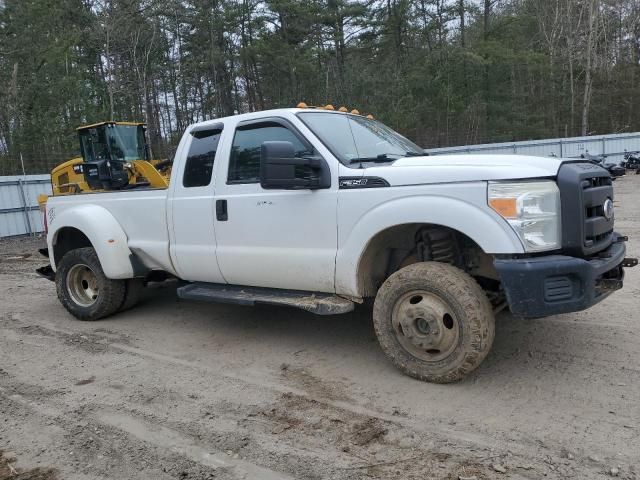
[1,315,500,479]
[0,381,498,480]
[3,314,494,445]
[0,313,619,479]
[95,410,293,480]
[5,312,640,458]
[0,386,271,480]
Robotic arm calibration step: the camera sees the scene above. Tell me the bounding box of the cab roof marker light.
[295,102,372,117]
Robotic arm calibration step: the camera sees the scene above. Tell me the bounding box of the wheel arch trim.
[47,204,134,279]
[336,195,525,297]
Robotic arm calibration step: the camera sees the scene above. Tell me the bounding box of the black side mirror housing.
[260,141,330,190]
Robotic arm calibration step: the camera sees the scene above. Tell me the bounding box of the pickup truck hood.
[361,154,566,186]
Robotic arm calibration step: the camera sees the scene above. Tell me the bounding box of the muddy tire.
[118,278,145,312]
[373,262,494,383]
[55,247,126,321]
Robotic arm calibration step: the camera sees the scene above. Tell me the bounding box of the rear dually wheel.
[55,247,126,321]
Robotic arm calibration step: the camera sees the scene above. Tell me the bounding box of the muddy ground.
[1,175,639,480]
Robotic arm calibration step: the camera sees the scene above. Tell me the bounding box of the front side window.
[228,122,308,184]
[183,129,221,188]
[298,112,423,165]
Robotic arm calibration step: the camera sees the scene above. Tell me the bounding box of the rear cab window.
[183,129,222,188]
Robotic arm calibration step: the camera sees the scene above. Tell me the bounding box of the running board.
[177,283,355,316]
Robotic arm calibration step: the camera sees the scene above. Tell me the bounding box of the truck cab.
[40,106,637,383]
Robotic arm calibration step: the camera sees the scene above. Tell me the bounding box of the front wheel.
[373,262,495,383]
[55,247,126,321]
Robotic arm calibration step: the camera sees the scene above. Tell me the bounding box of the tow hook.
[616,235,637,267]
[600,278,624,290]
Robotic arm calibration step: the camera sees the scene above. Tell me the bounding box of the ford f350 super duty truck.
[38,106,637,383]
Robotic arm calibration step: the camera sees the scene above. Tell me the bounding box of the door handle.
[216,199,228,221]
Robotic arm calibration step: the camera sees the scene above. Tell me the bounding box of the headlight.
[488,181,561,252]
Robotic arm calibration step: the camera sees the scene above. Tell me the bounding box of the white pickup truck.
[38,107,637,383]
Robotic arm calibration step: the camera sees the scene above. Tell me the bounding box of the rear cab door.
[167,123,227,283]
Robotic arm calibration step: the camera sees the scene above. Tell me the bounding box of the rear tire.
[118,278,145,312]
[55,247,126,321]
[373,262,495,383]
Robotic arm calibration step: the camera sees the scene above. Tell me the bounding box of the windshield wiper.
[349,153,402,164]
[349,152,424,164]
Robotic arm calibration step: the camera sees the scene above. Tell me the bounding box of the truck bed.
[47,188,174,274]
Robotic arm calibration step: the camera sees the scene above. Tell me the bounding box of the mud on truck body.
[38,106,638,383]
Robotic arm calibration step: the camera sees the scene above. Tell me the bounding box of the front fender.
[47,204,134,279]
[335,195,525,297]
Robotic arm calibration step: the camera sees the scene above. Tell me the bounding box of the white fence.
[0,175,51,238]
[424,132,640,165]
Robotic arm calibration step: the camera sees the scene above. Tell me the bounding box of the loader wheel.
[118,278,145,312]
[373,262,495,383]
[56,247,125,321]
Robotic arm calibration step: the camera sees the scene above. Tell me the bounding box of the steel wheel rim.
[66,264,99,307]
[391,290,460,362]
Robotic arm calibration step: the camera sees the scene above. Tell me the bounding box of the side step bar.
[177,283,354,316]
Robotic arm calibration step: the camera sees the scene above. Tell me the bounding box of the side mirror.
[260,141,330,190]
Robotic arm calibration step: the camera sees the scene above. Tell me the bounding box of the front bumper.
[494,233,637,318]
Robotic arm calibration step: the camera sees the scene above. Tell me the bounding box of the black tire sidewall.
[55,247,125,321]
[118,278,145,312]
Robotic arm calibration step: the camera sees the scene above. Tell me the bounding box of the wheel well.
[53,227,93,266]
[357,223,498,298]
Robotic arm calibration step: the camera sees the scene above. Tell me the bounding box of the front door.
[213,117,338,293]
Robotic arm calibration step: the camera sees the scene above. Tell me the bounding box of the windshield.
[297,112,423,164]
[107,125,147,161]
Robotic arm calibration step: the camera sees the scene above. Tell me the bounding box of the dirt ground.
[1,175,639,480]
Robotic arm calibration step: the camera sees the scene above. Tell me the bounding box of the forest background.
[1,0,639,173]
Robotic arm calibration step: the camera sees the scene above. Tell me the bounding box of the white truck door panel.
[169,125,227,283]
[214,117,338,292]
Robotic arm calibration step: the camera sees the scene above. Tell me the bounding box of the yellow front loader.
[39,121,170,206]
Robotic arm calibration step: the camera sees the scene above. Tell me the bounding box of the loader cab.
[77,122,149,189]
[78,122,149,163]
